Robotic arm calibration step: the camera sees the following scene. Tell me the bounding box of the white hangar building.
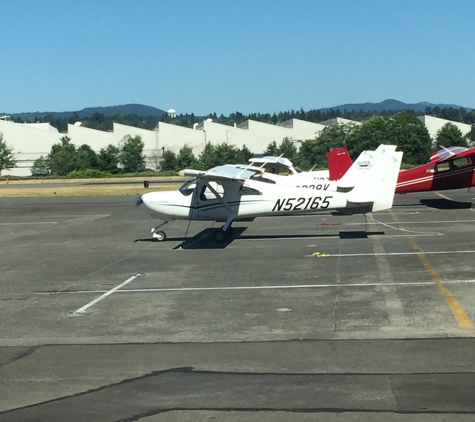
[0,117,326,176]
[417,115,472,140]
[1,114,471,176]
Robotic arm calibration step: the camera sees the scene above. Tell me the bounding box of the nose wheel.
[151,221,168,242]
[152,230,166,241]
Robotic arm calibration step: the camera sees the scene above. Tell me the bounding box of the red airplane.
[396,146,475,193]
[328,145,475,193]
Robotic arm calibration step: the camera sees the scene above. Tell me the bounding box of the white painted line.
[0,222,58,225]
[41,278,475,296]
[308,250,475,258]
[238,235,337,242]
[291,217,475,225]
[344,219,475,226]
[379,234,443,237]
[68,272,143,315]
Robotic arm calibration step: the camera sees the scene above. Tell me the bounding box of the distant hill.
[320,99,472,113]
[2,99,472,121]
[6,104,167,120]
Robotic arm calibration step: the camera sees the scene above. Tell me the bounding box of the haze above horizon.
[1,0,474,116]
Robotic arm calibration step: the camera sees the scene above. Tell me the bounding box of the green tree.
[388,112,432,165]
[214,143,242,165]
[239,144,253,164]
[0,133,18,175]
[161,149,177,171]
[48,136,79,176]
[466,126,475,147]
[297,124,356,168]
[30,156,50,176]
[119,135,146,173]
[77,144,98,170]
[349,112,431,165]
[435,122,468,149]
[175,145,197,170]
[264,141,278,156]
[97,144,120,173]
[199,142,218,169]
[349,116,392,156]
[277,137,298,162]
[295,140,321,170]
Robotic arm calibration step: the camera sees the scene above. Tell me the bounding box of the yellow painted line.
[389,209,472,328]
[435,192,452,201]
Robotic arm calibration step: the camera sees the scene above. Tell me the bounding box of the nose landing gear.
[151,221,168,242]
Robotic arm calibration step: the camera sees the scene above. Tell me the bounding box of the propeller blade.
[135,195,143,206]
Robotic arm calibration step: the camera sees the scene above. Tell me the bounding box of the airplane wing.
[249,155,293,168]
[184,165,261,181]
[430,146,469,162]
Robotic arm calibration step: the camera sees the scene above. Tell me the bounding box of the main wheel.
[212,228,227,243]
[152,230,166,241]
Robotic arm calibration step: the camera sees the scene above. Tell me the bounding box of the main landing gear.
[212,215,235,243]
[212,226,233,243]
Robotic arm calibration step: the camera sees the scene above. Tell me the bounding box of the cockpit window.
[435,162,450,173]
[240,185,262,195]
[452,157,471,168]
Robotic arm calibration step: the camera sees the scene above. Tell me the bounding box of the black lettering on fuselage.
[272,196,333,212]
[272,198,286,212]
[297,183,330,191]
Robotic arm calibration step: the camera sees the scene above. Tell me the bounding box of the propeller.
[135,195,143,206]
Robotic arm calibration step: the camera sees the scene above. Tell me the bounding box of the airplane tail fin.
[327,147,353,180]
[341,145,403,214]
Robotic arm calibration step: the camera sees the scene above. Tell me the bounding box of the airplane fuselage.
[141,179,349,222]
[396,152,475,193]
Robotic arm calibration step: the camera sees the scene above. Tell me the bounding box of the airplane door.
[193,180,226,220]
[433,157,474,190]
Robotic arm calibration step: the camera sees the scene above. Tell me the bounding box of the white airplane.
[137,145,402,242]
[247,146,352,183]
[227,146,354,193]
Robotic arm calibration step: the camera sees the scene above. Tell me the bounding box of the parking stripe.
[68,273,143,315]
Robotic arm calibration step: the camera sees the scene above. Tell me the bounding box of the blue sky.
[1,0,474,115]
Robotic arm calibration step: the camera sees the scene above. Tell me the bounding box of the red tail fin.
[327,147,352,180]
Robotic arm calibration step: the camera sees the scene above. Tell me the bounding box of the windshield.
[179,178,197,196]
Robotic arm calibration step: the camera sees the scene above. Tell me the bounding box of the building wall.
[417,115,472,140]
[2,115,468,176]
[0,120,62,176]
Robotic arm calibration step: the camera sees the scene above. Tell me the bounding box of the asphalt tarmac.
[1,189,475,421]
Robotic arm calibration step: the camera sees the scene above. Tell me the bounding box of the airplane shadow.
[419,198,473,210]
[174,227,248,250]
[135,229,386,249]
[133,230,243,249]
[338,230,385,239]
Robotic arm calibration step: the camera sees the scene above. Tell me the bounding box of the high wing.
[184,165,260,182]
[429,146,469,162]
[248,155,329,180]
